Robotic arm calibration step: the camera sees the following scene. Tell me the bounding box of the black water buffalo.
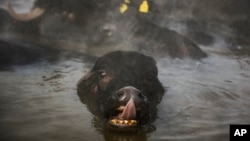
[2,0,207,59]
[77,51,165,132]
[0,38,59,68]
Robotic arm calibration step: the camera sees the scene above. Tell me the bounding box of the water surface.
[0,50,249,141]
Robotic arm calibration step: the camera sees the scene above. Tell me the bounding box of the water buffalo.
[3,0,207,59]
[0,37,59,68]
[6,0,111,24]
[77,51,165,132]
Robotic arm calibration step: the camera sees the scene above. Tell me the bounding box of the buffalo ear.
[77,71,100,116]
[77,71,99,95]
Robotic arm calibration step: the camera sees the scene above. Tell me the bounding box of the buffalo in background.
[0,0,250,139]
[0,0,249,65]
[0,0,208,65]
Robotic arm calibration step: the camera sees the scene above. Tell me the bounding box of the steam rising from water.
[155,54,250,140]
[0,0,249,141]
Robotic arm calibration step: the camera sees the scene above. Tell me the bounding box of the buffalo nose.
[115,86,145,104]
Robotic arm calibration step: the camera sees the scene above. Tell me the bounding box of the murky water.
[1,0,250,140]
[155,52,250,141]
[0,49,250,141]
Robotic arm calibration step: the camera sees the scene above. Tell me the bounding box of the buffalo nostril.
[138,93,144,99]
[117,90,125,98]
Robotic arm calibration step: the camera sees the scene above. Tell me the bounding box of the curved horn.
[7,0,44,21]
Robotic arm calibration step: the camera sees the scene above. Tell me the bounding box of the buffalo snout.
[114,86,146,104]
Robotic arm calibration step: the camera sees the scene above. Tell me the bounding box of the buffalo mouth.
[109,119,137,127]
[108,99,139,128]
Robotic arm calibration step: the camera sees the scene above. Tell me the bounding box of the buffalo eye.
[98,70,112,88]
[143,73,157,88]
[99,70,107,79]
[145,73,156,83]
